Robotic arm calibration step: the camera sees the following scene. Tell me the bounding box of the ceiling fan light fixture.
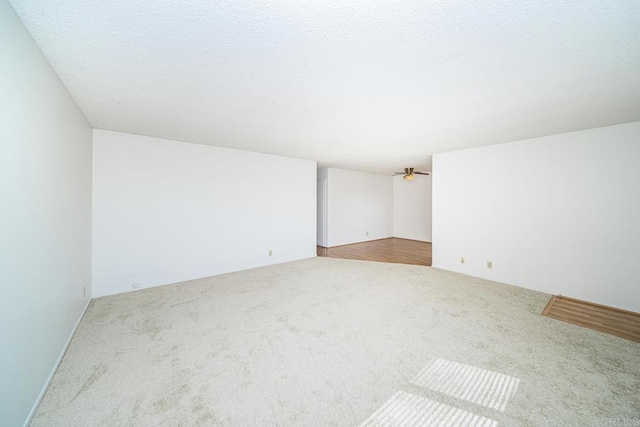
[403,167,414,181]
[394,167,428,180]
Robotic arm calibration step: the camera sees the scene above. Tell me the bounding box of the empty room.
[2,1,640,426]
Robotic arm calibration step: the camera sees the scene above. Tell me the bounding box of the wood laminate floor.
[317,238,432,267]
[543,295,640,342]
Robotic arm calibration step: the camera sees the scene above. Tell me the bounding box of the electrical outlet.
[132,283,140,289]
[268,250,272,256]
[366,231,369,236]
[460,257,465,264]
[487,261,493,269]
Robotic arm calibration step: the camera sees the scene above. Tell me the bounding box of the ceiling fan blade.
[392,172,405,175]
[414,172,430,175]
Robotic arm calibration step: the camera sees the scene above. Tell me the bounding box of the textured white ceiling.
[9,0,640,173]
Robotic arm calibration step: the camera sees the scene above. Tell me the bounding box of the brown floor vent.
[542,295,640,343]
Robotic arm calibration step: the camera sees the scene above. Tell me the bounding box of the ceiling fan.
[393,167,430,181]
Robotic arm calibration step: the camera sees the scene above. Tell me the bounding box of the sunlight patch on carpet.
[360,391,497,427]
[411,358,519,412]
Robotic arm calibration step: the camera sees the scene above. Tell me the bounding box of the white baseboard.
[23,298,92,427]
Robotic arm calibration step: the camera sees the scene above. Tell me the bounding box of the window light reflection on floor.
[411,358,520,412]
[360,391,497,427]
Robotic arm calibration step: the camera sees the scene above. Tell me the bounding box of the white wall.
[393,174,432,242]
[324,168,392,247]
[0,1,93,425]
[433,122,640,313]
[92,130,316,297]
[317,169,328,247]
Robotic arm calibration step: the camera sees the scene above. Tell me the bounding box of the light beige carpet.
[32,258,640,426]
